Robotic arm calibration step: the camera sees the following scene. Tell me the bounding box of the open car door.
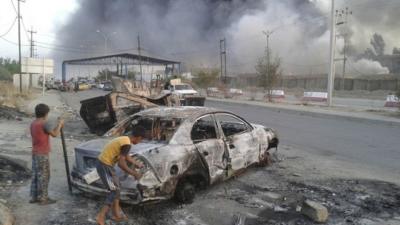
[215,113,257,172]
[191,114,228,184]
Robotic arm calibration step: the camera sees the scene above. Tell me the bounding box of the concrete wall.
[13,74,52,90]
[229,74,400,91]
[277,77,400,91]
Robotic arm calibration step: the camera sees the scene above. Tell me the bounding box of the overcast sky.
[0,0,78,59]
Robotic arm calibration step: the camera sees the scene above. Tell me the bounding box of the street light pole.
[327,0,336,107]
[97,30,116,81]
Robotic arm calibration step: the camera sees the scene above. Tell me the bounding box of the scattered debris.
[0,106,29,120]
[301,199,329,223]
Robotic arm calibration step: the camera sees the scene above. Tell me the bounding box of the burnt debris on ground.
[0,155,30,200]
[0,155,30,184]
[37,164,400,225]
[0,106,29,120]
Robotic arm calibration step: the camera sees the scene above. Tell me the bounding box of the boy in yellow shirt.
[95,127,145,225]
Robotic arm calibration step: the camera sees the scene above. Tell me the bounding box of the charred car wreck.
[71,107,279,204]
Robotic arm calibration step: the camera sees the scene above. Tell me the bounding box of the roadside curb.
[0,202,14,225]
[207,97,400,126]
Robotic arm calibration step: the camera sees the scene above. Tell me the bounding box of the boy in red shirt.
[30,103,64,205]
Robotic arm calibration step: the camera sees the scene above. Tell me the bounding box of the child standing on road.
[30,103,64,205]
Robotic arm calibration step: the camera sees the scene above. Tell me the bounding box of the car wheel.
[174,179,195,204]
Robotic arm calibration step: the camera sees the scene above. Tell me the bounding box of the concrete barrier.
[302,92,327,102]
[206,87,219,97]
[384,95,400,107]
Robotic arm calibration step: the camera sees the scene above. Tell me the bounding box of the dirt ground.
[0,90,399,225]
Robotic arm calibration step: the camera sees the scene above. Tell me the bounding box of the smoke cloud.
[54,0,399,76]
[349,59,389,75]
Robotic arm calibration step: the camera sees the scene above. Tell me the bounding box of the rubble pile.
[0,106,28,120]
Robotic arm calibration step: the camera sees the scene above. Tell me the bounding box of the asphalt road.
[61,89,400,176]
[205,100,400,176]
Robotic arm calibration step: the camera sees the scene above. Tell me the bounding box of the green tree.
[0,65,12,80]
[256,52,282,102]
[0,57,19,80]
[192,69,219,88]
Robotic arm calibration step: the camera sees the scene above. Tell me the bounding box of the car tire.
[174,179,195,204]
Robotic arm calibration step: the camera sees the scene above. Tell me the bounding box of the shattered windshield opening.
[126,116,183,143]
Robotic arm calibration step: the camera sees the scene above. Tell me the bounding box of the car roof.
[135,106,227,120]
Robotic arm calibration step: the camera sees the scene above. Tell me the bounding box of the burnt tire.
[174,179,195,204]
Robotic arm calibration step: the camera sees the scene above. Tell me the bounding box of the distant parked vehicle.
[224,88,243,98]
[102,82,113,91]
[45,80,61,90]
[88,81,97,89]
[78,82,90,91]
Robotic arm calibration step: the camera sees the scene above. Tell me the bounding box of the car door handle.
[203,151,209,156]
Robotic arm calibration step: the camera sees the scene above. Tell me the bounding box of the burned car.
[71,107,278,204]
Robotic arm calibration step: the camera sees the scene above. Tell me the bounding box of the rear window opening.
[125,116,183,143]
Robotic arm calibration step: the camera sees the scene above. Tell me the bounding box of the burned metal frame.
[61,53,181,82]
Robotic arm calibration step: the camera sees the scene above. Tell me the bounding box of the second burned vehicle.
[71,107,278,204]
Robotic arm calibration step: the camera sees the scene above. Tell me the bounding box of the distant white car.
[97,83,105,89]
[229,88,243,95]
[162,82,205,106]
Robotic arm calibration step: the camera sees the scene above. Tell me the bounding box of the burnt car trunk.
[80,92,159,135]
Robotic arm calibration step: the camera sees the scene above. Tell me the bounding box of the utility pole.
[28,28,36,88]
[28,28,36,58]
[219,38,227,83]
[224,38,227,82]
[17,0,24,93]
[96,30,116,81]
[137,35,143,85]
[336,7,352,90]
[262,30,274,92]
[327,0,336,107]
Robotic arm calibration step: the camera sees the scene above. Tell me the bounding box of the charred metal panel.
[194,139,227,184]
[80,92,158,135]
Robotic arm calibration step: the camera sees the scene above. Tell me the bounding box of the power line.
[0,17,17,38]
[0,36,29,46]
